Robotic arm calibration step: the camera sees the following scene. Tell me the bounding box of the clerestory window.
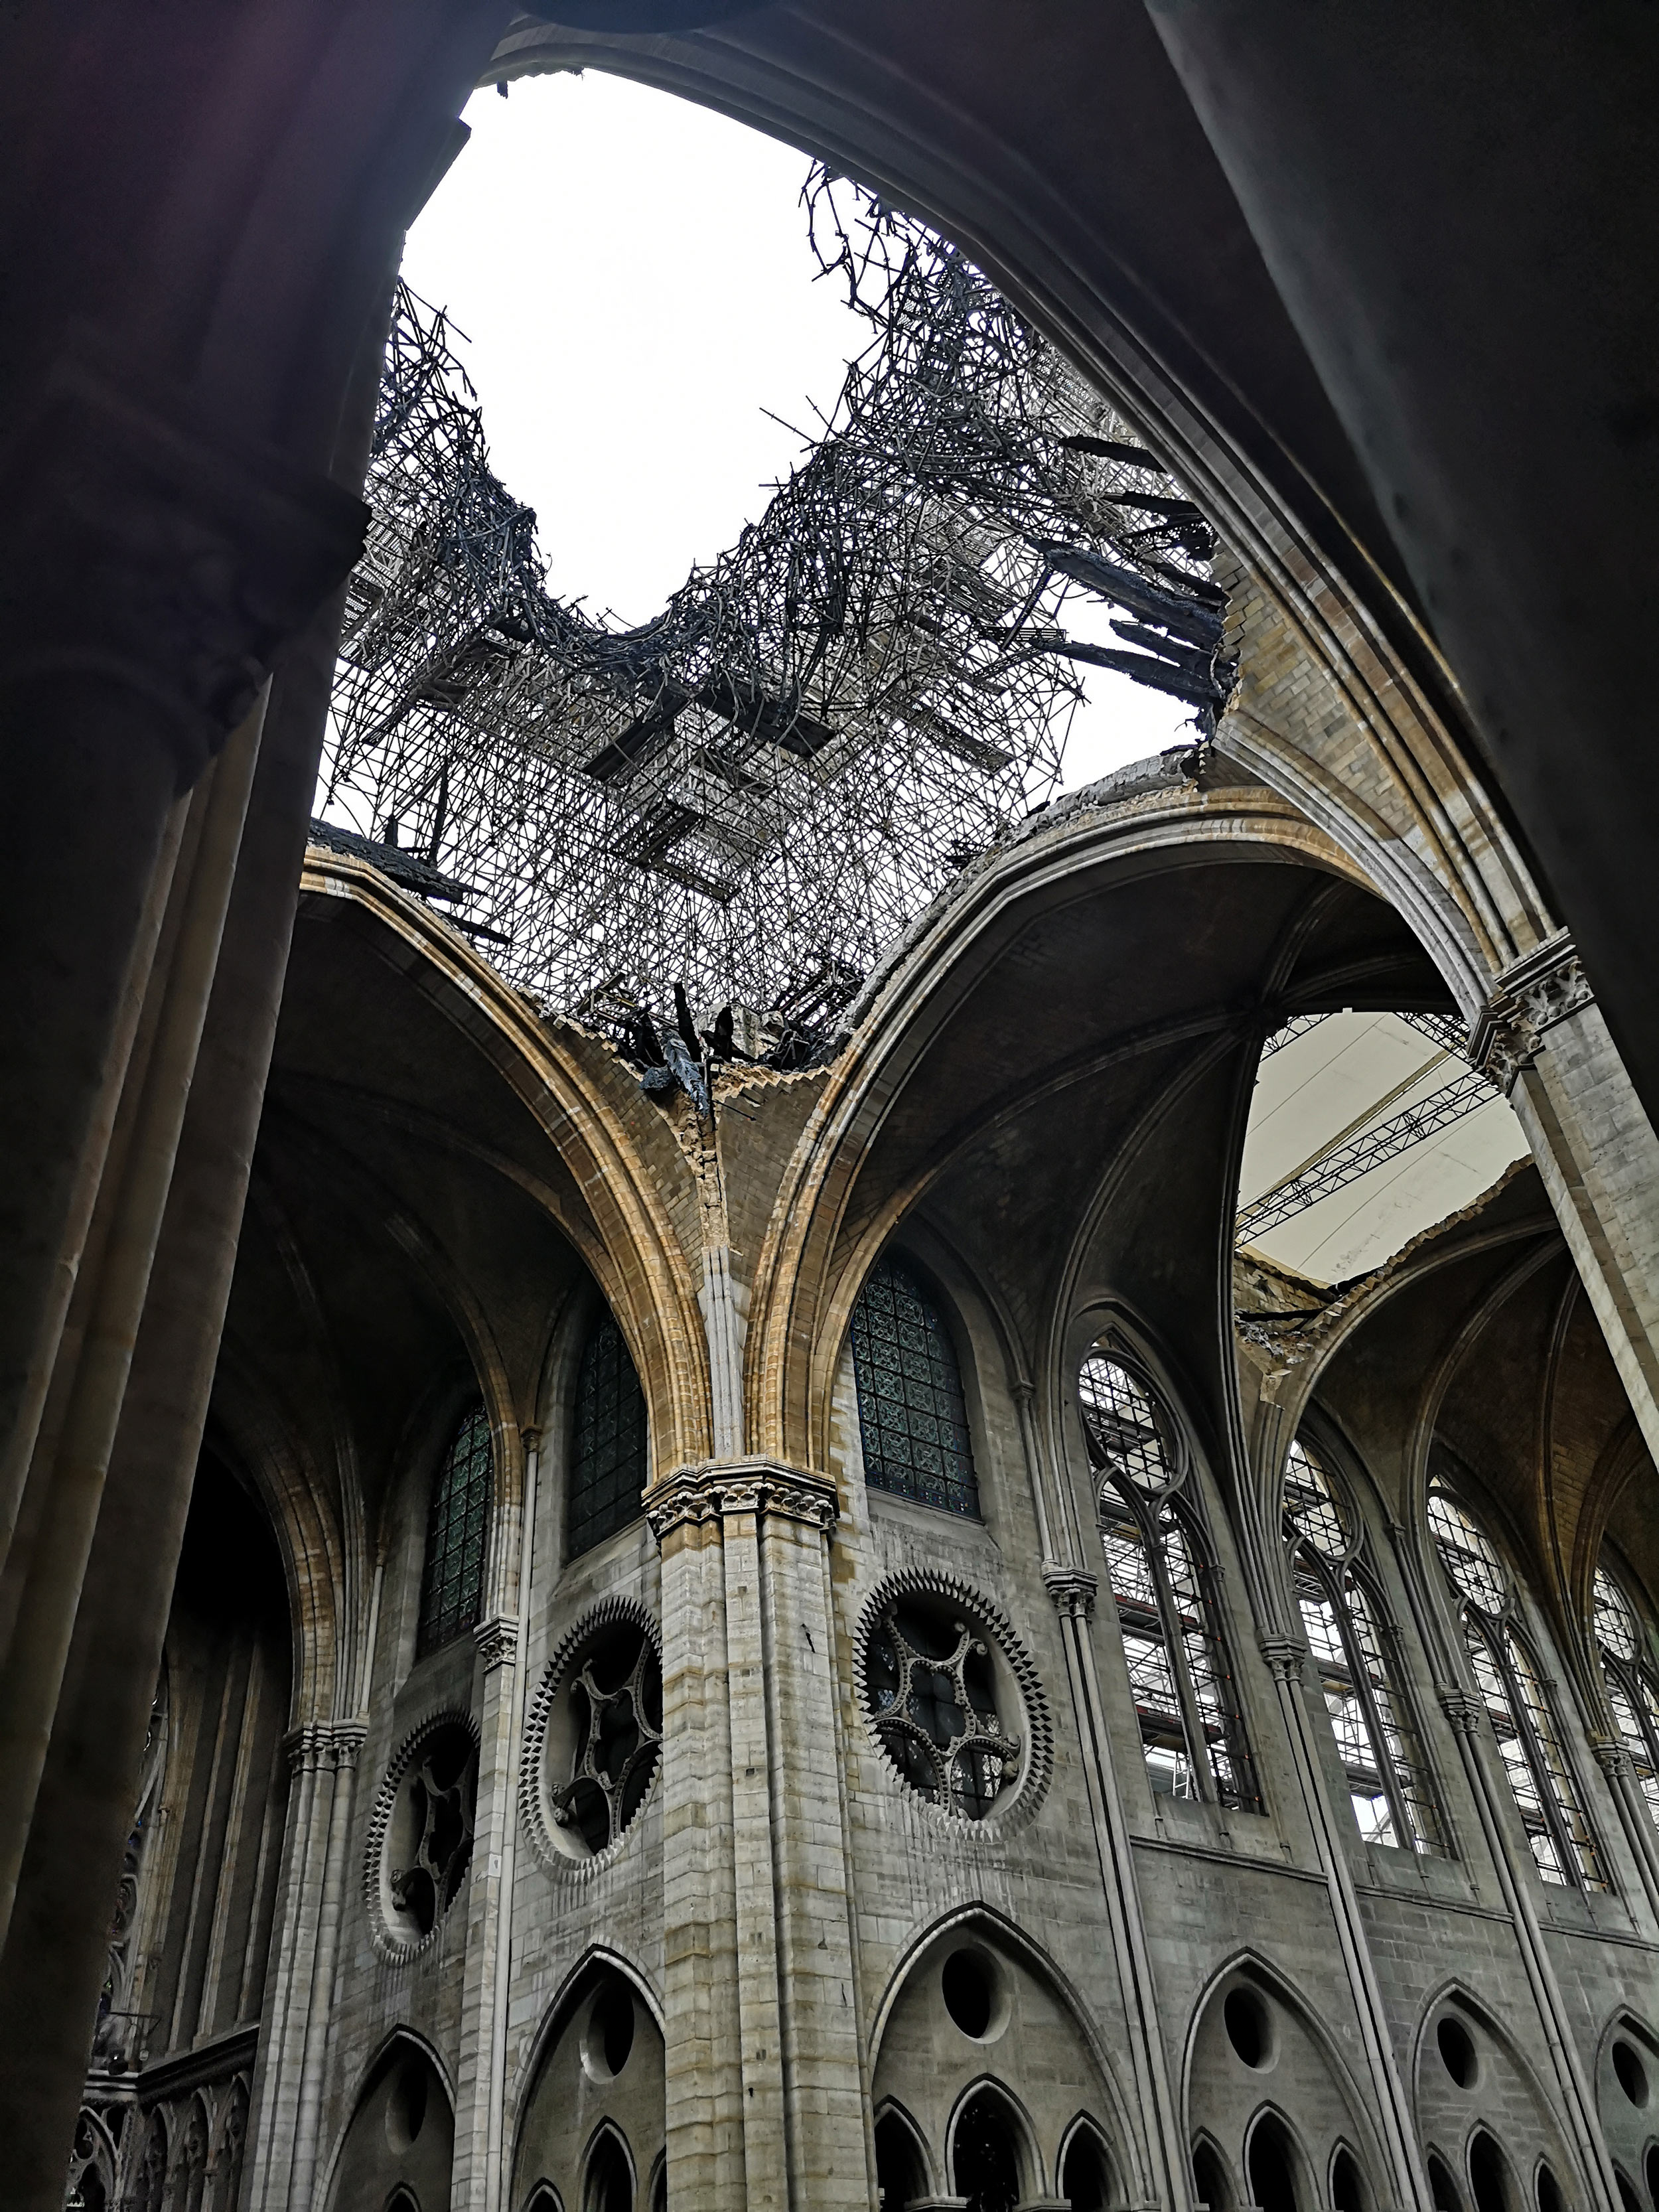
[1593,1560,1659,1832]
[850,1254,980,1517]
[1283,1436,1444,1852]
[1079,1347,1259,1811]
[418,1400,494,1656]
[1427,1484,1606,1889]
[569,1309,649,1558]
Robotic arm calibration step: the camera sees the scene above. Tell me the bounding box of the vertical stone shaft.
[1260,1642,1431,2212]
[1589,1743,1659,1929]
[1045,1570,1190,2212]
[1441,1694,1621,2212]
[287,1727,365,2211]
[654,1505,747,2205]
[454,1614,522,2212]
[246,1738,329,2212]
[649,1461,869,2212]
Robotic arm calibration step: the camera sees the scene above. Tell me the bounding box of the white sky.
[1240,1013,1529,1284]
[400,70,1193,795]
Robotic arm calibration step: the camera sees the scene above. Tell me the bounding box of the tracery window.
[1079,1347,1259,1810]
[569,1310,649,1558]
[1427,1484,1607,1889]
[1283,1436,1444,1852]
[417,1400,493,1656]
[1592,1560,1659,1830]
[850,1254,979,1517]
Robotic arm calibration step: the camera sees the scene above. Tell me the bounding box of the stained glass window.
[418,1402,493,1656]
[569,1311,649,1558]
[1080,1348,1259,1811]
[1429,1483,1606,1889]
[1284,1437,1444,1852]
[850,1256,979,1516]
[1593,1562,1659,1832]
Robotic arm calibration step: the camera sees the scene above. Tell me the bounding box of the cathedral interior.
[3,7,1658,2212]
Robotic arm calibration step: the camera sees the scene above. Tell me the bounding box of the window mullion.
[1147,1507,1214,1805]
[1494,1625,1581,1889]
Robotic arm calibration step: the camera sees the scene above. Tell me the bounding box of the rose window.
[524,1603,664,1869]
[857,1578,1046,1823]
[370,1714,479,1956]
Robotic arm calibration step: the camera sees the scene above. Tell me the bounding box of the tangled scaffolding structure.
[320,168,1231,1035]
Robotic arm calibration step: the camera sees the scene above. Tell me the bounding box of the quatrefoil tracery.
[550,1637,663,1856]
[868,1603,1021,1820]
[389,1737,476,1935]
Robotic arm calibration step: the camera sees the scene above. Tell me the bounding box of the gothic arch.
[946,2073,1044,2202]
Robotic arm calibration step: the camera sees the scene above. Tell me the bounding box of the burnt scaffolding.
[319,169,1231,1032]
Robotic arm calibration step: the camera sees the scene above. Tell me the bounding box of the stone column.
[453,1613,522,2212]
[244,1730,336,2212]
[1258,1639,1431,2212]
[1587,1740,1659,1929]
[646,1458,873,2212]
[287,1724,366,2212]
[1472,935,1659,1474]
[1439,1692,1621,2212]
[1041,1566,1189,2212]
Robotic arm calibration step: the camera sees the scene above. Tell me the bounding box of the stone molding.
[1471,932,1594,1092]
[1042,1565,1099,1620]
[282,1721,367,1775]
[1258,1635,1307,1684]
[644,1457,839,1541]
[0,352,367,781]
[518,1593,663,1882]
[474,1615,519,1673]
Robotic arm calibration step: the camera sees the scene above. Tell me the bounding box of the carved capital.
[1471,933,1593,1093]
[1439,1689,1488,1737]
[1258,1635,1306,1684]
[474,1615,520,1672]
[0,352,367,782]
[1042,1565,1098,1620]
[1590,1737,1636,1781]
[328,1722,368,1771]
[283,1720,366,1773]
[644,1457,839,1542]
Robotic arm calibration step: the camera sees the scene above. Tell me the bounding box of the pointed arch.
[947,2074,1043,2205]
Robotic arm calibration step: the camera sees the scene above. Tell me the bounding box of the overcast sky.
[401,70,1194,792]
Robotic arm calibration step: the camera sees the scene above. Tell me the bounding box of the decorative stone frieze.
[643,1457,839,1541]
[0,353,368,780]
[1042,1565,1099,1620]
[1471,932,1595,1092]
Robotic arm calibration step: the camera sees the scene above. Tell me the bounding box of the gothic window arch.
[1427,1483,1606,1889]
[569,1308,648,1558]
[1283,1435,1445,1852]
[1592,1558,1659,1830]
[417,1399,494,1657]
[849,1253,979,1518]
[1078,1344,1259,1810]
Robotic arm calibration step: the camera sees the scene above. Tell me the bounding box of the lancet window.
[850,1254,980,1517]
[569,1310,649,1558]
[1592,1560,1659,1830]
[1283,1436,1444,1852]
[1078,1347,1259,1810]
[417,1400,493,1655]
[1427,1485,1606,1889]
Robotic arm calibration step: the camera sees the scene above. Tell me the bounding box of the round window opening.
[581,1976,638,2084]
[941,1945,1005,2041]
[1613,2040,1649,2107]
[1437,2016,1477,2089]
[528,1608,663,1866]
[1223,1986,1271,2069]
[859,1579,1044,1825]
[375,1717,478,1953]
